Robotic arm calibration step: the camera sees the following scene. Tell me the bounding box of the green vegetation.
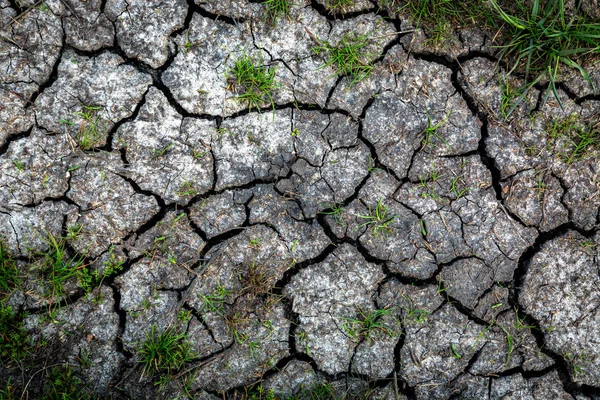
[325,0,354,14]
[399,295,429,324]
[198,284,232,315]
[312,33,376,85]
[450,343,462,359]
[501,326,515,365]
[227,53,279,112]
[319,203,346,226]
[43,364,92,400]
[546,113,600,164]
[393,0,495,47]
[0,305,29,364]
[422,110,450,148]
[73,105,107,151]
[137,325,195,386]
[342,306,396,341]
[565,352,587,377]
[263,0,292,23]
[492,0,600,113]
[237,259,274,297]
[499,77,523,119]
[357,199,395,237]
[176,180,199,197]
[36,233,86,298]
[0,240,20,300]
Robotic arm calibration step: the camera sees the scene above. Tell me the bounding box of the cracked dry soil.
[2,0,600,399]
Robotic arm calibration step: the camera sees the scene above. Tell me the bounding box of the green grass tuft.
[546,113,600,163]
[343,306,396,341]
[37,233,86,298]
[312,33,376,85]
[227,53,279,112]
[491,0,600,114]
[262,0,292,23]
[394,0,496,47]
[137,325,195,385]
[325,0,354,14]
[0,240,20,300]
[357,199,395,237]
[0,304,29,364]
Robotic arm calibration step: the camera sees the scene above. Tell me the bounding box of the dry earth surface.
[2,0,600,399]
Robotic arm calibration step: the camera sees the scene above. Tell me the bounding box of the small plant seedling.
[66,223,83,241]
[565,352,587,377]
[399,295,429,324]
[198,284,232,315]
[546,114,600,164]
[0,240,20,299]
[73,105,107,150]
[37,232,86,298]
[422,110,450,148]
[319,203,345,226]
[182,30,193,53]
[44,364,90,399]
[357,199,395,237]
[137,325,195,385]
[12,159,24,172]
[499,77,523,119]
[450,175,470,200]
[226,52,279,112]
[192,148,208,159]
[0,304,29,364]
[502,326,515,366]
[450,343,462,359]
[312,33,376,85]
[325,0,354,14]
[262,0,292,23]
[152,142,175,159]
[237,259,274,297]
[177,309,192,323]
[514,310,536,331]
[343,306,396,342]
[177,180,199,197]
[248,341,261,358]
[491,0,600,114]
[302,382,335,399]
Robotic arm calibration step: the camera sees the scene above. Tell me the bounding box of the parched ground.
[2,0,600,399]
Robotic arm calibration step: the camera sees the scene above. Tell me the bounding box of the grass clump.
[0,240,20,300]
[262,0,292,23]
[325,0,354,14]
[43,364,92,400]
[393,0,496,47]
[227,53,279,112]
[74,105,107,150]
[36,233,86,298]
[491,0,600,114]
[312,33,376,85]
[0,305,29,364]
[343,306,396,342]
[357,199,395,237]
[546,113,600,163]
[137,325,195,386]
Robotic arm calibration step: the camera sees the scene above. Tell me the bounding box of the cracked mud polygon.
[2,0,600,399]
